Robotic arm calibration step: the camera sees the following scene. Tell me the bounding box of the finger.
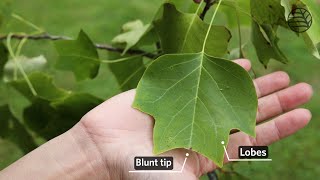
[225,108,311,161]
[232,62,290,99]
[254,71,290,98]
[256,83,313,123]
[233,59,251,71]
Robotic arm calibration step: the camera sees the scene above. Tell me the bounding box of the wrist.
[64,122,109,179]
[0,123,108,180]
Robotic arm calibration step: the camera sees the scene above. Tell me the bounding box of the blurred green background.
[0,0,319,179]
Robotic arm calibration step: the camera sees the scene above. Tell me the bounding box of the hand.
[77,59,313,179]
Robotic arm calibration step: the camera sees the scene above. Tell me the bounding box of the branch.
[0,33,157,59]
[200,0,216,20]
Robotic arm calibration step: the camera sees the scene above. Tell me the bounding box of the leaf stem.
[100,55,146,64]
[60,50,158,64]
[6,33,38,96]
[202,0,223,52]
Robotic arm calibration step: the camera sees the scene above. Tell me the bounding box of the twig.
[200,0,216,20]
[0,33,157,59]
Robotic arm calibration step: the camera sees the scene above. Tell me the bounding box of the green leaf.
[0,83,31,121]
[112,20,155,54]
[75,63,120,99]
[250,0,290,66]
[133,53,257,166]
[250,0,287,27]
[52,93,102,120]
[6,85,31,121]
[0,42,8,78]
[0,105,37,154]
[0,82,6,106]
[154,3,231,57]
[54,30,100,81]
[10,72,68,101]
[0,138,24,170]
[108,52,146,91]
[301,0,320,47]
[4,55,47,81]
[301,32,320,59]
[24,93,102,140]
[0,105,10,137]
[251,22,288,67]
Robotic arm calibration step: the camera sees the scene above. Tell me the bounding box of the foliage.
[0,0,319,174]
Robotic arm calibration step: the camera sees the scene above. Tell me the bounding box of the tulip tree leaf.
[0,105,37,154]
[154,3,231,57]
[112,20,154,55]
[301,32,320,59]
[108,52,146,91]
[250,0,287,27]
[0,83,31,121]
[10,72,68,101]
[54,30,100,81]
[6,85,31,121]
[250,0,290,66]
[24,93,102,140]
[300,0,320,47]
[75,63,120,99]
[133,53,257,167]
[252,22,288,67]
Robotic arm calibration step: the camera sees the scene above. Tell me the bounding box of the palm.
[80,60,312,179]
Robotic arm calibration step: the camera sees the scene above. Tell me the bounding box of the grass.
[1,0,319,179]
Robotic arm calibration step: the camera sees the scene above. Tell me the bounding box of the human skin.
[0,59,313,180]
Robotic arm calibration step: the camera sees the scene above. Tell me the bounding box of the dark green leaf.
[75,63,120,99]
[0,42,8,78]
[0,106,37,154]
[54,30,100,81]
[108,52,146,91]
[6,85,31,121]
[24,93,102,140]
[51,93,102,120]
[0,83,31,121]
[154,3,231,57]
[10,72,68,101]
[251,22,288,67]
[251,0,287,27]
